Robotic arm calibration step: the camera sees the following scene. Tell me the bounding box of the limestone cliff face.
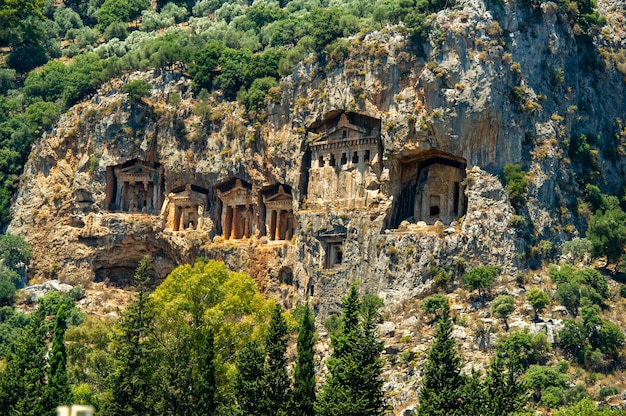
[6,0,626,407]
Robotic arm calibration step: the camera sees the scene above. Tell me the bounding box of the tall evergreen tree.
[105,256,156,416]
[195,328,217,416]
[262,303,291,416]
[316,285,386,416]
[483,352,527,416]
[44,304,71,414]
[291,303,316,416]
[0,311,47,416]
[417,300,465,416]
[235,340,266,415]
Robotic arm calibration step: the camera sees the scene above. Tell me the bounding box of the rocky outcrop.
[6,0,626,409]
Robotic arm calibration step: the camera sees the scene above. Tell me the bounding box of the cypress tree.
[235,340,265,415]
[106,256,156,416]
[0,312,47,416]
[316,285,386,416]
[195,328,216,416]
[357,296,386,415]
[417,300,465,416]
[263,303,291,416]
[292,303,316,416]
[44,304,71,414]
[483,352,527,416]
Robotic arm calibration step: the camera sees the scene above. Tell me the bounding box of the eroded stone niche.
[305,110,382,209]
[106,159,164,213]
[215,178,256,240]
[389,150,467,227]
[161,184,209,232]
[261,184,297,241]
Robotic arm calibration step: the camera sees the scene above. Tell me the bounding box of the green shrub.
[237,77,278,112]
[555,360,569,373]
[523,365,568,403]
[0,278,16,306]
[555,281,581,313]
[598,385,619,398]
[88,155,100,174]
[123,79,152,101]
[497,330,548,369]
[619,284,626,298]
[563,382,587,405]
[463,265,500,297]
[421,294,447,317]
[503,164,528,207]
[587,204,626,262]
[526,288,550,320]
[561,237,593,261]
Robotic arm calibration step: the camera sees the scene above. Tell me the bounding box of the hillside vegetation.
[1,0,626,414]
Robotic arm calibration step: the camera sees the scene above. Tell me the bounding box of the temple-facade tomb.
[317,228,346,269]
[215,178,256,240]
[105,159,164,213]
[390,150,467,227]
[161,184,209,231]
[305,111,381,209]
[261,184,296,241]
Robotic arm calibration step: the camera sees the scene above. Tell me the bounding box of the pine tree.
[0,312,47,416]
[417,300,465,416]
[263,303,291,416]
[195,328,216,416]
[483,352,527,416]
[105,256,156,416]
[292,303,316,416]
[44,304,71,414]
[235,340,265,415]
[356,294,386,415]
[457,369,485,416]
[316,285,386,416]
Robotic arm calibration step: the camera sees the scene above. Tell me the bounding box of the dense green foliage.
[463,265,500,297]
[262,303,291,415]
[316,285,386,416]
[418,299,527,415]
[417,301,465,415]
[292,303,316,416]
[526,288,551,320]
[491,295,515,331]
[549,264,609,312]
[558,304,624,371]
[503,164,529,207]
[44,304,71,414]
[421,293,448,318]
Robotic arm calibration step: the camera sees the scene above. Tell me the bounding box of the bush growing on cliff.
[463,265,500,297]
[587,202,626,263]
[503,164,528,207]
[123,79,152,101]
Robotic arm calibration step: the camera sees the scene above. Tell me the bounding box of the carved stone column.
[275,210,282,240]
[243,205,250,238]
[224,205,233,239]
[230,205,237,239]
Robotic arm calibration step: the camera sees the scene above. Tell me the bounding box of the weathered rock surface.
[6,0,626,410]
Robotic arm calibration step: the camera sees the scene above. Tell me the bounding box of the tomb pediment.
[169,184,208,207]
[216,178,254,206]
[263,185,293,209]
